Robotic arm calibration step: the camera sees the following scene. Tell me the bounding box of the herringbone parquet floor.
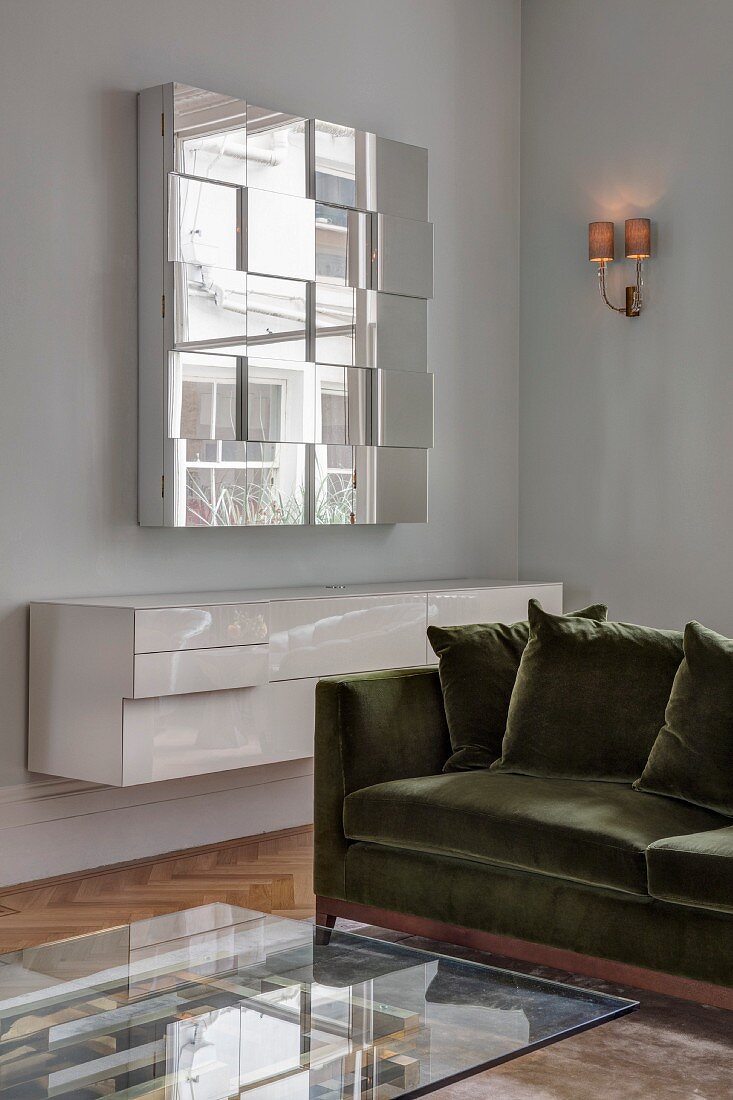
[0,825,315,953]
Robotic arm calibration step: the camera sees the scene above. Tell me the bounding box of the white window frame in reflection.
[169,352,240,441]
[176,440,307,527]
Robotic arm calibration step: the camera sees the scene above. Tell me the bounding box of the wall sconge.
[588,218,651,317]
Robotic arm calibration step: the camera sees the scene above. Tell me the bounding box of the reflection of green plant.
[186,470,354,526]
[314,476,352,525]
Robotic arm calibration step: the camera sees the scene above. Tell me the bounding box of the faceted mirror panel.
[374,212,434,299]
[372,292,428,371]
[315,123,428,219]
[176,440,306,526]
[315,203,370,288]
[315,365,369,447]
[246,442,307,525]
[246,190,315,281]
[169,174,239,269]
[315,444,354,525]
[315,288,428,370]
[169,352,239,440]
[353,446,428,524]
[178,439,248,526]
[316,363,347,445]
[174,263,248,347]
[372,370,434,448]
[374,135,429,221]
[315,285,357,366]
[173,83,249,185]
[314,120,358,209]
[246,275,307,360]
[247,359,316,444]
[246,105,308,197]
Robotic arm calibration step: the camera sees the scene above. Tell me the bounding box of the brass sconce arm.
[597,258,644,317]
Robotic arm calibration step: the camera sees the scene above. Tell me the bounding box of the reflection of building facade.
[138,83,434,527]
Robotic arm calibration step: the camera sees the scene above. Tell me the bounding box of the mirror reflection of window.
[247,107,308,198]
[175,264,247,347]
[170,352,238,441]
[315,202,348,284]
[314,285,356,366]
[315,444,353,525]
[314,120,357,208]
[247,360,316,445]
[246,275,307,360]
[179,440,306,527]
[173,83,248,186]
[169,175,238,270]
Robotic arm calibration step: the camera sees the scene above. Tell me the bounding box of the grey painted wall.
[0,1,520,788]
[520,0,733,630]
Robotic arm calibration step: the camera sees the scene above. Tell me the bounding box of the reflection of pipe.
[192,128,290,166]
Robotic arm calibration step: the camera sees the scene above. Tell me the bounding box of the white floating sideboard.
[28,579,562,787]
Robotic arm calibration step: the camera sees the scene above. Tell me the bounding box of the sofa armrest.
[314,666,450,899]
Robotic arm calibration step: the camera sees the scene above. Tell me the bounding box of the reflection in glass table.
[0,903,636,1099]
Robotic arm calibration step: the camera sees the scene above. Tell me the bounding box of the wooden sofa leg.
[315,904,337,945]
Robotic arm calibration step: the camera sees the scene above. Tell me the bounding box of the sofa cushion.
[343,771,725,896]
[646,827,733,915]
[634,621,733,816]
[492,601,683,782]
[427,604,608,772]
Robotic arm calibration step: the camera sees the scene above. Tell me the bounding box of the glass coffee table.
[0,904,636,1098]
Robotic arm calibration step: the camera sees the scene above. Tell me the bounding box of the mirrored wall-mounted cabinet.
[139,82,433,527]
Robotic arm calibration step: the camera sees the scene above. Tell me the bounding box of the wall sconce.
[588,218,651,317]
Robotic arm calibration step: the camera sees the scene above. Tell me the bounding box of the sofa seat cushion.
[646,826,733,914]
[343,772,726,896]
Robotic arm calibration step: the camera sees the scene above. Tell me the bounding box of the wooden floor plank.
[0,827,316,952]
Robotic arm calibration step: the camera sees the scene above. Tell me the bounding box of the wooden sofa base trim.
[315,896,733,1011]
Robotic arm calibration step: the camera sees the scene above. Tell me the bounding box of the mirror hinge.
[161,112,165,137]
[161,294,166,318]
[352,470,357,489]
[161,475,165,498]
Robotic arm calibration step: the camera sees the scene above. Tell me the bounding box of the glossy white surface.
[133,644,269,699]
[269,594,427,681]
[426,583,564,664]
[29,579,563,785]
[44,579,555,609]
[122,678,318,785]
[134,603,269,653]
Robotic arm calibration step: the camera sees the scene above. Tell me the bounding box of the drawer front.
[134,603,269,653]
[122,678,318,785]
[269,594,427,681]
[426,585,563,664]
[133,644,269,699]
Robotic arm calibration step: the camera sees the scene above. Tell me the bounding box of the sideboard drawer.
[134,603,269,653]
[133,644,269,699]
[122,678,317,785]
[269,594,427,681]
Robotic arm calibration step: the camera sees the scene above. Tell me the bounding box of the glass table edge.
[313,920,640,1013]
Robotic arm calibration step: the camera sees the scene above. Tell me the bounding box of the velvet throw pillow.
[634,621,733,816]
[492,600,683,783]
[427,602,608,772]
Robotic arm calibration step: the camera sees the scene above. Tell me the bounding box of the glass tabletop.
[0,903,636,1099]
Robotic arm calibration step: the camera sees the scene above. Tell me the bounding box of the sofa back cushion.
[427,603,607,772]
[634,621,733,816]
[492,600,683,782]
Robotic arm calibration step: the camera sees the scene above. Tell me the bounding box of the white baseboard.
[0,761,314,886]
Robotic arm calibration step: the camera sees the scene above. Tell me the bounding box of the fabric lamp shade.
[625,218,651,259]
[588,221,615,262]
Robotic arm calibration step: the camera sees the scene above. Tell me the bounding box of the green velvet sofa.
[314,667,733,1006]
